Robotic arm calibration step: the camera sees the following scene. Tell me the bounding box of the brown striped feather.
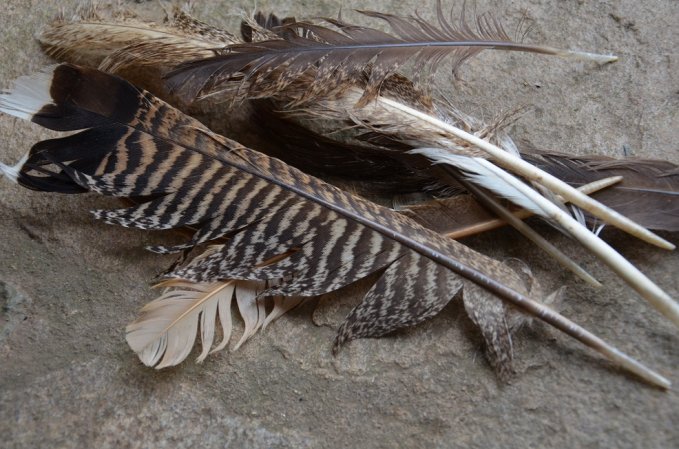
[0,64,670,386]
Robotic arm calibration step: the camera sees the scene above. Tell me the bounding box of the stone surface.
[0,1,677,448]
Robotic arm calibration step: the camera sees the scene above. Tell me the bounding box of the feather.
[440,163,604,287]
[0,64,669,387]
[127,280,238,368]
[241,11,297,43]
[40,6,676,232]
[167,1,616,105]
[524,152,679,232]
[38,4,237,98]
[127,277,296,368]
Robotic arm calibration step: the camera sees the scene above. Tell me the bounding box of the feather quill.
[0,64,669,387]
[398,175,624,238]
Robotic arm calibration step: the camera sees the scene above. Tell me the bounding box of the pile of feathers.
[0,1,677,388]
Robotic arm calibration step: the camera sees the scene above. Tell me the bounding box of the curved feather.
[126,278,300,368]
[167,2,616,105]
[127,280,238,368]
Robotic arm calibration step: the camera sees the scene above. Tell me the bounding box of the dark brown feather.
[524,152,679,232]
[167,2,594,106]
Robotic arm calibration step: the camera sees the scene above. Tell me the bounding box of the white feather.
[126,281,237,368]
[0,66,56,120]
[263,296,305,330]
[0,152,30,184]
[412,148,550,218]
[232,281,267,351]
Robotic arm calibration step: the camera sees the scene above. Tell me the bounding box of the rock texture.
[0,1,677,448]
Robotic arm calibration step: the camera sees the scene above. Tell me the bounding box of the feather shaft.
[440,175,623,239]
[445,166,601,287]
[380,96,673,250]
[418,149,679,328]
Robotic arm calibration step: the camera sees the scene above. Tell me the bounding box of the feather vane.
[524,152,679,232]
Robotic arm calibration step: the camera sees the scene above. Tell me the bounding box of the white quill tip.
[0,152,29,184]
[558,49,619,64]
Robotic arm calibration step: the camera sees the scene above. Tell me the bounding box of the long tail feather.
[167,1,616,104]
[0,64,670,387]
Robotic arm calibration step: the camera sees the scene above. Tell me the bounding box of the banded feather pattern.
[0,64,669,386]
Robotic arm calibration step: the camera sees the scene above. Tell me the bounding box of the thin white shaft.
[378,96,674,251]
[475,158,679,328]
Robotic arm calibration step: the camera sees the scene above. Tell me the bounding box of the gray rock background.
[0,0,677,448]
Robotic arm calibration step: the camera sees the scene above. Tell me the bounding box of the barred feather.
[0,64,669,387]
